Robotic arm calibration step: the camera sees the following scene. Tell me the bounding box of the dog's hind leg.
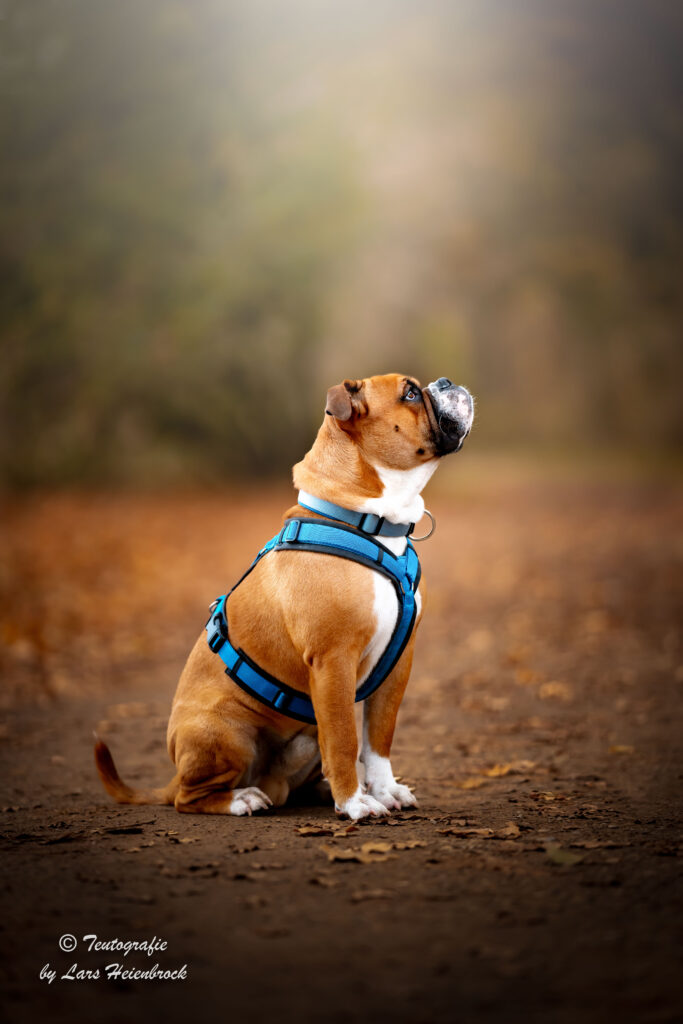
[257,727,321,807]
[175,783,272,816]
[171,720,272,816]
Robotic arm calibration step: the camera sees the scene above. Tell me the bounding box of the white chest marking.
[357,461,439,526]
[358,572,398,687]
[346,458,435,687]
[357,556,421,688]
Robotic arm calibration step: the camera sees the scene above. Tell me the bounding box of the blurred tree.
[0,0,681,486]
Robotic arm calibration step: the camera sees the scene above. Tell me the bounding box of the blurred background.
[1,0,681,487]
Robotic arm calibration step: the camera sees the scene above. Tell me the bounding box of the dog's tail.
[94,734,179,806]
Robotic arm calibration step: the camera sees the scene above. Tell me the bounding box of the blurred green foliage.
[0,0,681,486]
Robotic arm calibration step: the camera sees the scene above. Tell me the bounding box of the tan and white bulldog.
[95,373,474,820]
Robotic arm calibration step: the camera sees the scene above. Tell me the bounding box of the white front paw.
[230,787,273,816]
[335,788,390,820]
[367,780,418,811]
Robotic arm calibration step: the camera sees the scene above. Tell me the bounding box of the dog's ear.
[325,379,367,421]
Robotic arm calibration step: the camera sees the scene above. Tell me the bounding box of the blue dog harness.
[205,500,421,725]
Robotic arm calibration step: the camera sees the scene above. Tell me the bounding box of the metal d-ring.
[411,509,436,542]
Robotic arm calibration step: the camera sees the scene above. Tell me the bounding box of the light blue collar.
[297,489,414,538]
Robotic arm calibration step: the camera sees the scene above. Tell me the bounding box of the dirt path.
[1,475,682,1023]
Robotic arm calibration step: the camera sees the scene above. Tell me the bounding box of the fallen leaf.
[530,791,571,802]
[539,681,573,701]
[457,778,488,790]
[243,895,269,908]
[392,840,426,850]
[497,822,521,839]
[515,667,542,685]
[308,875,339,887]
[545,845,583,866]
[297,825,336,837]
[437,827,495,838]
[350,888,394,902]
[569,839,624,850]
[320,842,395,864]
[41,832,81,845]
[360,841,393,854]
[608,744,635,755]
[483,761,536,778]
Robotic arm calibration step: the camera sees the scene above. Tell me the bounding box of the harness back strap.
[205,517,421,725]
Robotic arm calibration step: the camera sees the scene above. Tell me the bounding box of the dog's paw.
[335,788,390,821]
[230,787,273,816]
[368,781,418,812]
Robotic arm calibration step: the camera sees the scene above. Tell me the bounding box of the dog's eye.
[403,387,420,402]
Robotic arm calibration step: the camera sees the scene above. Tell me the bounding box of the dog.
[94,373,474,820]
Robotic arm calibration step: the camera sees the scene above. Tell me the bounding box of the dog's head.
[324,373,474,470]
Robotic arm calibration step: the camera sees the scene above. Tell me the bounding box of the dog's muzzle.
[422,377,474,455]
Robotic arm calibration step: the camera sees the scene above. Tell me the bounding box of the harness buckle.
[273,691,292,713]
[359,512,384,535]
[282,519,301,543]
[208,630,226,653]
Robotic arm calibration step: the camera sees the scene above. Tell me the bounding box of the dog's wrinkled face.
[325,373,474,470]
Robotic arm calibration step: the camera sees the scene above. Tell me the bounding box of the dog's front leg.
[309,654,388,820]
[360,643,418,811]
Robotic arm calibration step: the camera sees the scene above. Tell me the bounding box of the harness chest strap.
[205,517,421,725]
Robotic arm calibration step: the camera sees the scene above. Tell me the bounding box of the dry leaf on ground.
[569,839,625,849]
[530,791,571,802]
[319,838,423,864]
[350,889,394,902]
[308,875,339,887]
[320,842,394,864]
[539,681,573,701]
[497,822,521,839]
[457,778,489,790]
[545,845,584,866]
[484,760,536,778]
[437,826,495,838]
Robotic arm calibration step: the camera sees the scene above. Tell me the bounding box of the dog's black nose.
[435,377,453,391]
